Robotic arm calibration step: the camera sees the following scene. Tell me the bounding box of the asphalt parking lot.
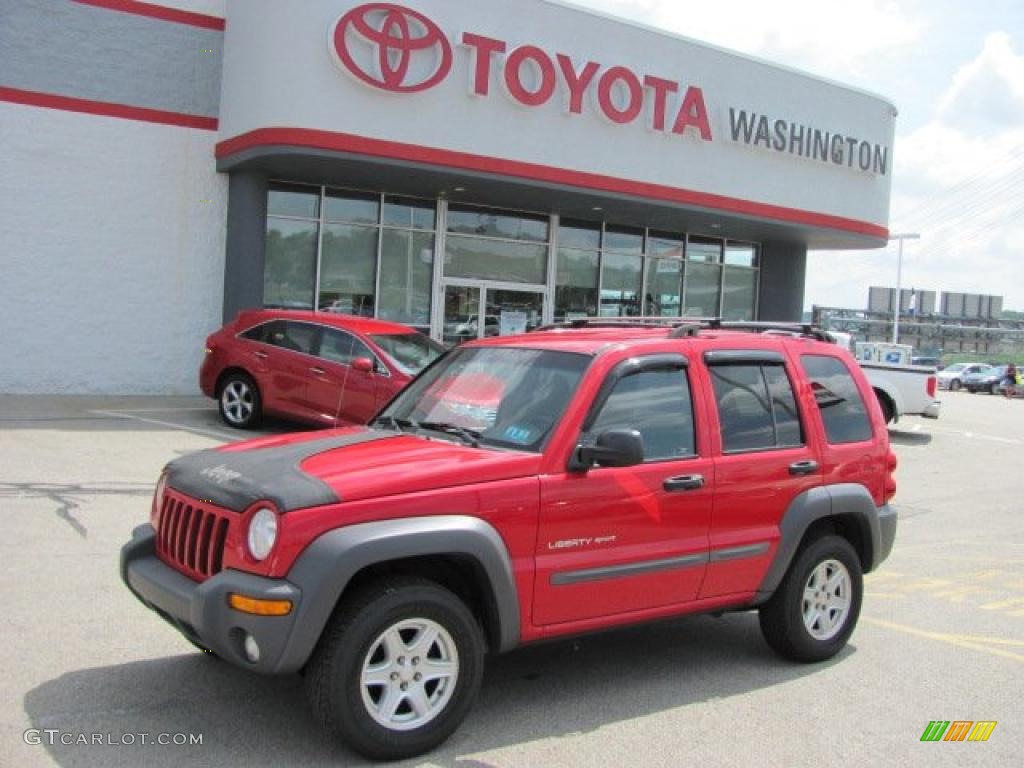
[1,391,1021,767]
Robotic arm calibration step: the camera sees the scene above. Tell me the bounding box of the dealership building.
[1,0,896,393]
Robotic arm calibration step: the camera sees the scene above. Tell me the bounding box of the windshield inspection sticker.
[502,425,533,444]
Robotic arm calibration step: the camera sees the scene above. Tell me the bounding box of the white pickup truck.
[829,335,941,423]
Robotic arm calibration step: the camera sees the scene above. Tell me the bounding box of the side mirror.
[352,357,374,373]
[569,428,644,471]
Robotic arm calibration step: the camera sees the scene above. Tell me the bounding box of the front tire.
[950,379,961,392]
[218,372,262,428]
[305,577,484,761]
[759,535,863,663]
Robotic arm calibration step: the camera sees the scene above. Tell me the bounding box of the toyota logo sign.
[331,3,452,93]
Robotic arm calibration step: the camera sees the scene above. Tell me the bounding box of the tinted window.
[320,328,374,366]
[241,321,270,342]
[800,355,872,444]
[250,321,317,353]
[371,333,445,376]
[764,365,804,446]
[589,367,695,461]
[710,363,804,452]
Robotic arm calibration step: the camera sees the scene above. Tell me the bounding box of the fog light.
[243,634,260,663]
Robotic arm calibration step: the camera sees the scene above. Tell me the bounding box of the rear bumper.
[872,503,898,570]
[922,400,941,419]
[121,524,302,673]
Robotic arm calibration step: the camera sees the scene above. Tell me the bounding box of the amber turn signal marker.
[228,593,292,616]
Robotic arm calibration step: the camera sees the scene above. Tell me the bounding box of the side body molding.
[756,483,892,602]
[277,515,520,672]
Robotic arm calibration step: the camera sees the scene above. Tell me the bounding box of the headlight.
[247,507,278,561]
[151,472,168,522]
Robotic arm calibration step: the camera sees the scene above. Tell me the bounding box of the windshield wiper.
[415,421,482,448]
[372,415,417,433]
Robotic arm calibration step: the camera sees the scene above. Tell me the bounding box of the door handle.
[789,460,819,476]
[663,474,705,492]
[309,367,325,376]
[253,351,268,360]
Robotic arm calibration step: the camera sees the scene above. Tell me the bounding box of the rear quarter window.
[800,354,873,444]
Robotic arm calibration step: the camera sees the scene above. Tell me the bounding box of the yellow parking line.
[863,618,1024,663]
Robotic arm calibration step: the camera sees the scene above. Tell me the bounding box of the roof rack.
[531,317,834,342]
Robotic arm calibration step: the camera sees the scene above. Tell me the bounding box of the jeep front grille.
[156,491,230,581]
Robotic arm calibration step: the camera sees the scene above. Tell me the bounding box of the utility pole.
[890,233,920,344]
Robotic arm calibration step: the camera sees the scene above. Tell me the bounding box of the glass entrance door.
[441,282,545,346]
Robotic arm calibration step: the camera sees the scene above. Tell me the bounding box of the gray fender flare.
[756,483,887,600]
[275,515,520,672]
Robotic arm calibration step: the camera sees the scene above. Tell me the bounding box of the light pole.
[890,233,920,344]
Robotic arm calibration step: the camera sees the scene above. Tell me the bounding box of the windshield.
[376,347,590,452]
[944,363,968,373]
[371,333,446,376]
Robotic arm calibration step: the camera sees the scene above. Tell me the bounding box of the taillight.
[927,376,937,398]
[884,450,898,503]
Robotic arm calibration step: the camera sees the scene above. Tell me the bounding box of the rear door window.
[263,321,316,354]
[709,363,804,452]
[800,355,872,444]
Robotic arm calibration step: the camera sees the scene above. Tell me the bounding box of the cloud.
[577,0,924,78]
[808,32,1024,311]
[938,32,1024,134]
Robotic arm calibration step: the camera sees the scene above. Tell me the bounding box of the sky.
[574,0,1024,312]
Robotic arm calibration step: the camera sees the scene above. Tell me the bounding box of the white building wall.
[151,0,226,17]
[0,102,228,394]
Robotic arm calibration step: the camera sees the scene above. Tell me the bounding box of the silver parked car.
[937,362,992,391]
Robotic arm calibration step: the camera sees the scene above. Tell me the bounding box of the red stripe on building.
[0,86,218,130]
[216,127,889,240]
[72,0,225,31]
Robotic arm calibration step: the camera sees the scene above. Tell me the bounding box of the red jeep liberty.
[121,320,898,760]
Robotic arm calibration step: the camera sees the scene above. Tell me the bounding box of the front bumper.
[121,524,302,673]
[922,400,941,419]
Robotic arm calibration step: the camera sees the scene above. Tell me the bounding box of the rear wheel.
[759,535,863,662]
[876,392,895,424]
[989,382,999,395]
[305,577,484,761]
[218,372,262,428]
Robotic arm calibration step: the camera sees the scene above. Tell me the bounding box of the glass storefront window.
[445,234,547,284]
[604,225,644,255]
[688,236,722,263]
[447,204,549,242]
[555,247,599,321]
[377,229,434,330]
[260,184,761,338]
[318,223,378,315]
[722,266,757,320]
[683,261,721,317]
[324,189,379,225]
[600,252,643,316]
[558,220,601,250]
[264,218,317,309]
[646,257,682,316]
[648,230,685,258]
[725,242,758,267]
[268,184,319,219]
[382,196,436,230]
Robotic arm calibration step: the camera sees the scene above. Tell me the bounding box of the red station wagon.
[125,319,898,760]
[200,310,445,429]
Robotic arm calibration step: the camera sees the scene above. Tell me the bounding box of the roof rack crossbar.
[530,317,834,342]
